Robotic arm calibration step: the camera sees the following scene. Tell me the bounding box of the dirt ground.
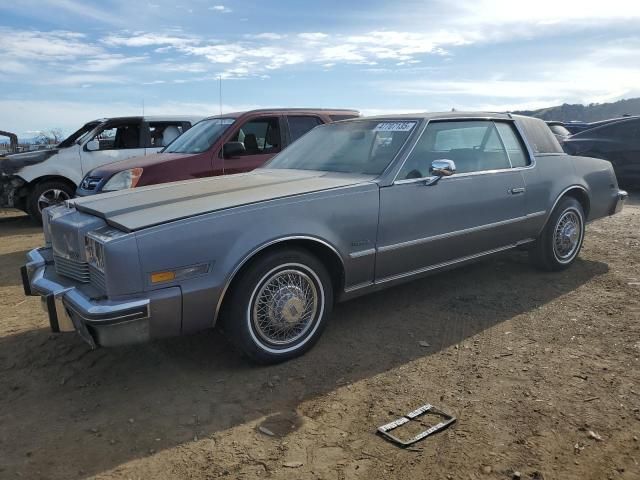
[0,194,639,480]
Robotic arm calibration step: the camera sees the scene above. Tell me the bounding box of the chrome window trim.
[377,211,546,253]
[391,119,536,185]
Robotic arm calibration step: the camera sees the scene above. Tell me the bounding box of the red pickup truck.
[76,108,359,195]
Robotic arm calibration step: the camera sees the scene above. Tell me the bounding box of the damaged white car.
[0,115,202,222]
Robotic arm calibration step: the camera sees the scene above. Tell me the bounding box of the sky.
[1,0,640,137]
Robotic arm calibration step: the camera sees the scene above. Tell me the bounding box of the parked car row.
[1,109,358,221]
[21,111,627,363]
[0,116,203,220]
[546,116,640,187]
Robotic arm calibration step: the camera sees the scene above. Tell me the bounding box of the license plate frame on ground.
[377,403,456,447]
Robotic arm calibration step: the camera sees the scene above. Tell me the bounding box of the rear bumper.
[611,189,628,215]
[22,248,180,347]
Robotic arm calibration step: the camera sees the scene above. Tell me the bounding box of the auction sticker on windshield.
[374,122,416,132]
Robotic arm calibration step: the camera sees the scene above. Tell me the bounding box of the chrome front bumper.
[612,189,628,215]
[22,248,152,348]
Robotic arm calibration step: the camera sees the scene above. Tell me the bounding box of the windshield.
[265,119,418,174]
[57,121,101,148]
[163,118,234,154]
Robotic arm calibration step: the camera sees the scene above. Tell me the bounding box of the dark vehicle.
[24,112,626,363]
[563,121,592,135]
[76,108,359,196]
[562,116,640,187]
[546,121,571,141]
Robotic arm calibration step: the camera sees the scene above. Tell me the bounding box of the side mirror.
[423,159,456,186]
[223,141,246,157]
[430,159,456,177]
[85,139,99,151]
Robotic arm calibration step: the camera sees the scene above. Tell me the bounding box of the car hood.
[72,169,373,232]
[0,149,59,175]
[89,152,196,176]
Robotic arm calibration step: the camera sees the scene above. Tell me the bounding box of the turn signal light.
[151,271,176,283]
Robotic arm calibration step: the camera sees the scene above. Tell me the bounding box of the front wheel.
[26,180,74,224]
[220,248,333,364]
[529,197,585,271]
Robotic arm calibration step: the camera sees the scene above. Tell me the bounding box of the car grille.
[80,176,102,191]
[54,254,90,283]
[89,265,106,293]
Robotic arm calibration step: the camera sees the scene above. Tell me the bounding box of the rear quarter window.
[516,117,564,154]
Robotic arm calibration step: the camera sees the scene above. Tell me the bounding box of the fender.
[213,235,345,323]
[538,184,589,235]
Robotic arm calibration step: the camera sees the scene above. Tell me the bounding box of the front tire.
[221,248,333,364]
[529,197,585,271]
[26,180,74,224]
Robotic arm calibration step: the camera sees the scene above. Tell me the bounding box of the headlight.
[85,235,105,272]
[102,168,143,192]
[43,204,73,247]
[84,227,127,273]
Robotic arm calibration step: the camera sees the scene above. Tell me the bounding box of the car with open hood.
[0,115,202,222]
[22,112,627,363]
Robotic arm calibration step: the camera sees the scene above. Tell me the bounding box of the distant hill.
[514,97,640,122]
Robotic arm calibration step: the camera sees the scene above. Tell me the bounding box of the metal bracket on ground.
[377,403,456,447]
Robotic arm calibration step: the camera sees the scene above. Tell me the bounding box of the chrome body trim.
[349,248,376,259]
[375,242,525,285]
[377,211,546,253]
[213,235,345,324]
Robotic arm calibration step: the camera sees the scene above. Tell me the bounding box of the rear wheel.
[529,197,585,271]
[26,180,74,224]
[220,248,333,364]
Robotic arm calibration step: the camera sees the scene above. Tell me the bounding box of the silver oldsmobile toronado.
[22,112,627,363]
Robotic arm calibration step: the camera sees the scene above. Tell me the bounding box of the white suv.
[0,115,202,221]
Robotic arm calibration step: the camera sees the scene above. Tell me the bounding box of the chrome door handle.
[509,187,526,194]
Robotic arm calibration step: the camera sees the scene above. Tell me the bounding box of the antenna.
[219,75,222,116]
[142,98,145,116]
[219,75,224,175]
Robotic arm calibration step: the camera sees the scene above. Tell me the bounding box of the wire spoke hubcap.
[252,269,319,346]
[553,210,581,261]
[38,189,70,213]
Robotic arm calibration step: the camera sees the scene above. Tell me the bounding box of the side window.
[287,116,322,142]
[398,121,510,179]
[228,117,281,155]
[92,123,141,150]
[495,122,530,167]
[148,122,185,147]
[329,114,358,121]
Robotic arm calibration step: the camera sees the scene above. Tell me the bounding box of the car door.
[376,120,529,281]
[80,119,147,175]
[216,115,284,175]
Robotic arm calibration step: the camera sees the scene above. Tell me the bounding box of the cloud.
[0,29,102,60]
[102,32,198,48]
[209,5,231,13]
[379,51,640,110]
[247,33,286,40]
[298,32,328,41]
[76,54,148,72]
